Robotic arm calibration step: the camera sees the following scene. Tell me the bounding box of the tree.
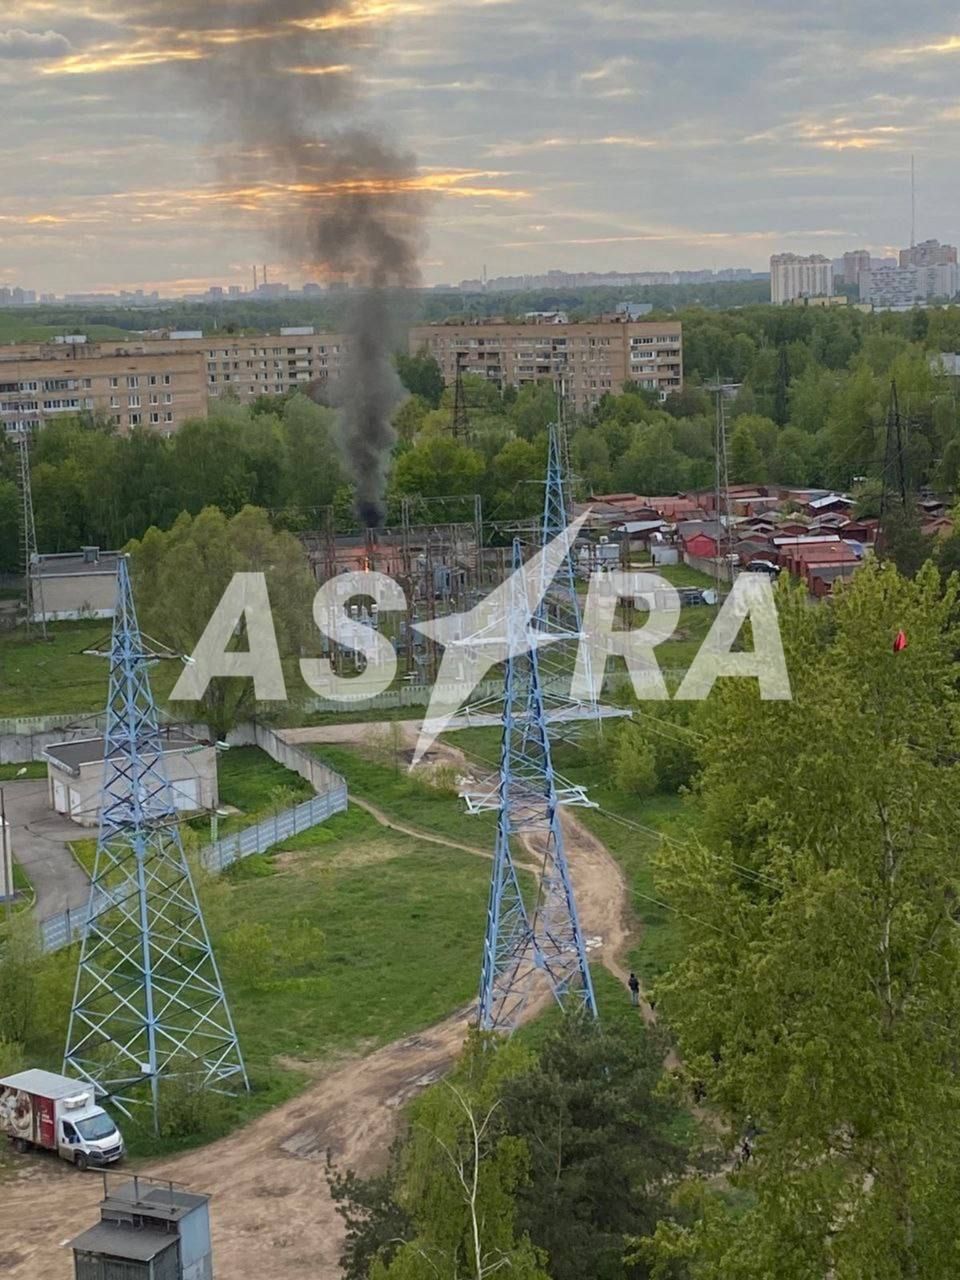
[329,1140,413,1280]
[392,434,486,499]
[612,722,658,796]
[647,563,960,1278]
[396,351,445,408]
[128,505,316,735]
[372,1033,550,1280]
[727,423,764,484]
[500,1016,687,1280]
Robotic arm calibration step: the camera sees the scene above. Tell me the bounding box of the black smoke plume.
[147,1,426,526]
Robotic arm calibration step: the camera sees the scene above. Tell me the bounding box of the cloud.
[0,28,71,59]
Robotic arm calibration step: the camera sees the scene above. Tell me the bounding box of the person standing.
[628,972,640,1006]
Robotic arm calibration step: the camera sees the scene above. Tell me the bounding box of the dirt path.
[1,720,644,1280]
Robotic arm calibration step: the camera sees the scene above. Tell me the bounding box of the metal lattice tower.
[706,378,738,595]
[452,351,469,438]
[879,380,909,553]
[15,430,46,638]
[64,558,247,1124]
[478,540,598,1032]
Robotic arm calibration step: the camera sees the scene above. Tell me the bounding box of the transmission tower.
[65,558,247,1126]
[706,378,738,595]
[478,539,598,1032]
[452,351,469,437]
[15,430,46,638]
[878,381,910,557]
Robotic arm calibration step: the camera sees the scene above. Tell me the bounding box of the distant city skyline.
[2,2,960,293]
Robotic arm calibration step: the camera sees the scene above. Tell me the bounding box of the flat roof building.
[770,253,834,305]
[409,319,683,410]
[30,547,120,622]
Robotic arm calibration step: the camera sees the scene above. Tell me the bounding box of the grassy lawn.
[309,740,499,848]
[0,620,181,718]
[652,562,719,590]
[0,762,47,780]
[0,315,130,343]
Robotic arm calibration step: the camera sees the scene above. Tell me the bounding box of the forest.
[2,301,960,573]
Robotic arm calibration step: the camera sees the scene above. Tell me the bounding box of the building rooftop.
[45,733,203,775]
[69,1223,176,1263]
[33,550,120,577]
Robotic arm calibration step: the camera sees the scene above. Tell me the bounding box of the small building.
[616,518,666,551]
[29,548,120,622]
[70,1177,213,1280]
[45,732,218,827]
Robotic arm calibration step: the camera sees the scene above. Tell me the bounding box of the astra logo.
[171,518,792,762]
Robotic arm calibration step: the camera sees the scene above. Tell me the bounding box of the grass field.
[310,739,499,848]
[0,762,47,780]
[0,316,129,343]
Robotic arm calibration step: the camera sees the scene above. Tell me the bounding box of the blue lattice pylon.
[64,558,247,1122]
[478,540,598,1032]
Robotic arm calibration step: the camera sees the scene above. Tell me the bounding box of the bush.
[157,1068,234,1143]
[612,723,658,797]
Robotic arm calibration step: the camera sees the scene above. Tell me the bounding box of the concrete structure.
[860,263,960,308]
[30,548,120,621]
[0,326,347,432]
[770,253,833,304]
[45,732,218,827]
[841,249,872,287]
[409,319,683,409]
[70,1178,214,1280]
[0,347,206,436]
[900,239,958,269]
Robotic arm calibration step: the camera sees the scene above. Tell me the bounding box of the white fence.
[34,721,348,953]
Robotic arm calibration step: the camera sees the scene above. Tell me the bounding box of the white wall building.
[770,254,834,304]
[860,264,960,309]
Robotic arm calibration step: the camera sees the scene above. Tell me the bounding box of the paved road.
[2,779,90,918]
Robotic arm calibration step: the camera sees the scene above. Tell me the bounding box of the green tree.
[648,563,960,1279]
[500,1016,687,1280]
[373,1032,550,1280]
[128,505,316,736]
[612,722,658,796]
[727,423,764,484]
[396,350,445,408]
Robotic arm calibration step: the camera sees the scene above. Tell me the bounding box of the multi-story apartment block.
[408,320,683,409]
[0,347,207,436]
[840,249,872,287]
[899,239,958,269]
[859,263,960,309]
[0,326,347,433]
[770,254,834,304]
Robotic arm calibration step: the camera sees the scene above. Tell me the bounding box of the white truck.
[0,1069,125,1170]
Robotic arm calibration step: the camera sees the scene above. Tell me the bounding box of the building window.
[109,396,119,409]
[150,394,159,405]
[163,374,172,385]
[165,411,173,423]
[164,393,173,404]
[127,376,139,389]
[149,375,158,386]
[128,395,140,408]
[129,413,142,426]
[150,413,160,424]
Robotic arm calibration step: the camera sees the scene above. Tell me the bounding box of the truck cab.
[57,1102,125,1170]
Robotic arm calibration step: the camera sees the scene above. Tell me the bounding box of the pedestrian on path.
[628,972,640,1006]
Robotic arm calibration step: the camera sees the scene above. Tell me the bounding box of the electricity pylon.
[64,558,247,1125]
[478,539,598,1032]
[15,429,46,638]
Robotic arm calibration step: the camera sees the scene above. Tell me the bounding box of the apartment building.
[859,263,960,309]
[899,239,958,269]
[0,326,347,433]
[408,320,683,409]
[100,326,348,403]
[769,253,834,304]
[0,346,206,436]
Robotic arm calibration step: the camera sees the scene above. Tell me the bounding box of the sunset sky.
[2,0,959,293]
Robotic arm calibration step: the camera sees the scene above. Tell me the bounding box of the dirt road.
[1,721,644,1280]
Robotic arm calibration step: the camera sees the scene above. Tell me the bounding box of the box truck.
[0,1069,124,1170]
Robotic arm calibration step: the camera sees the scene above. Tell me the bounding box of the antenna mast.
[911,154,916,248]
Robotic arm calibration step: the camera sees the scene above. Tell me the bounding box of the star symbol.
[410,513,589,766]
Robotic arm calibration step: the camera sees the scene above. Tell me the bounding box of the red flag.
[893,630,908,653]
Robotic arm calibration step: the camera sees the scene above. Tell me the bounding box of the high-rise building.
[409,319,683,410]
[841,249,872,287]
[773,254,834,304]
[899,239,958,269]
[770,254,834,304]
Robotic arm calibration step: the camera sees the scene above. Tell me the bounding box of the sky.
[2,0,960,293]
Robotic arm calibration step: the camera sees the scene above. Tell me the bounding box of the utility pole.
[64,558,247,1131]
[452,351,469,437]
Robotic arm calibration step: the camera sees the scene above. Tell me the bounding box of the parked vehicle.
[745,560,781,576]
[0,1069,124,1170]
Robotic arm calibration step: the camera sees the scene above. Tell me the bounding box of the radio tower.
[15,430,46,638]
[478,539,598,1032]
[64,558,247,1127]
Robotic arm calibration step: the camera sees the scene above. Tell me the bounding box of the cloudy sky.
[2,0,959,293]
